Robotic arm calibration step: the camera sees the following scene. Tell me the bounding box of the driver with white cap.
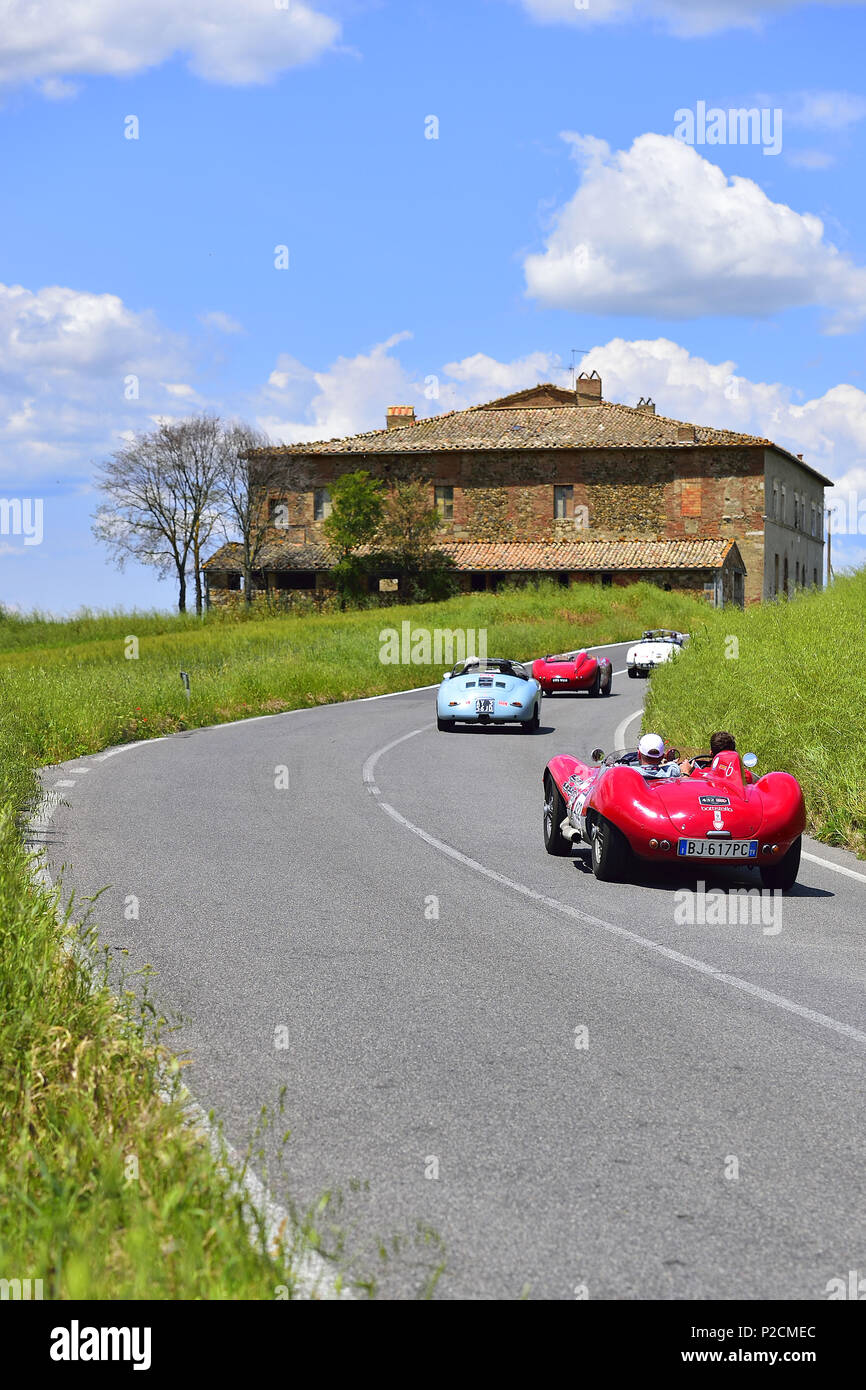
[636,732,683,779]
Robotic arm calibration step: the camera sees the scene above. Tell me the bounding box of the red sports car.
[542,746,805,890]
[531,650,612,697]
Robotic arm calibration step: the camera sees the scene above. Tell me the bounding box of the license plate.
[552,676,568,682]
[677,839,758,859]
[475,698,495,713]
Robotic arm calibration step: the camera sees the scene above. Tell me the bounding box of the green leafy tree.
[377,480,457,601]
[322,471,385,605]
[378,480,442,567]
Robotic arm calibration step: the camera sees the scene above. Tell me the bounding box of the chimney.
[575,370,602,406]
[676,423,696,443]
[386,405,416,430]
[635,397,656,414]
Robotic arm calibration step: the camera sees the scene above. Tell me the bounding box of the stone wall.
[252,443,815,602]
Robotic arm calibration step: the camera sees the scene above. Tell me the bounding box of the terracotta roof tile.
[244,383,830,485]
[204,537,743,575]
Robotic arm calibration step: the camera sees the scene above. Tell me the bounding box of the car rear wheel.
[627,667,637,679]
[436,716,455,732]
[521,702,540,733]
[759,835,801,892]
[590,817,631,881]
[588,669,602,697]
[543,775,571,856]
[601,666,612,697]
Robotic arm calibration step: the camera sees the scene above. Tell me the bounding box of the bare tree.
[213,425,284,606]
[92,416,227,614]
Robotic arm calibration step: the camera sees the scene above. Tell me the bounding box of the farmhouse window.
[772,481,779,520]
[554,485,573,520]
[435,485,454,520]
[313,487,332,521]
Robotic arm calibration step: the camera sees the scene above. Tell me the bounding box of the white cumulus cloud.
[523,132,866,331]
[0,281,193,482]
[0,0,341,94]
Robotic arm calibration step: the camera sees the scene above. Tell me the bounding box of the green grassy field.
[1,579,707,1300]
[644,570,866,856]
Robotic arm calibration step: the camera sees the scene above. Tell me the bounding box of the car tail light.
[660,839,671,851]
[510,701,523,707]
[448,701,459,707]
[648,838,659,850]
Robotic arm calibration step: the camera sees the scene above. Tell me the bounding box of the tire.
[521,702,540,734]
[601,666,612,697]
[590,817,631,882]
[760,835,801,892]
[628,667,637,679]
[543,775,572,856]
[437,715,455,732]
[588,668,602,698]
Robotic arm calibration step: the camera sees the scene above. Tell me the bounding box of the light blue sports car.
[436,657,542,733]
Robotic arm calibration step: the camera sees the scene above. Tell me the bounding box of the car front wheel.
[543,775,571,856]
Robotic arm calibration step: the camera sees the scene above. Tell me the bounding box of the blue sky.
[2,0,866,611]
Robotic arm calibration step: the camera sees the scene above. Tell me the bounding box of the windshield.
[450,658,529,680]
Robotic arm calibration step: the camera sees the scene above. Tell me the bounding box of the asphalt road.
[39,641,866,1299]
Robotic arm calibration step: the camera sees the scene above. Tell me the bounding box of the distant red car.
[542,747,805,890]
[531,650,612,697]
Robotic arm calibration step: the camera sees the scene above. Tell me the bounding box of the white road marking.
[613,705,643,750]
[363,728,866,1050]
[802,850,866,886]
[95,739,168,761]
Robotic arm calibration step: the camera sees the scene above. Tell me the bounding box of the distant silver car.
[626,629,687,678]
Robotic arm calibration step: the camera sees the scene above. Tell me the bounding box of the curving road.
[39,641,866,1299]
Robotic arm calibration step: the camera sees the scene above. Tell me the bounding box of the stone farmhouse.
[203,373,830,607]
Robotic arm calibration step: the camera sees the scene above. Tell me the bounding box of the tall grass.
[644,571,866,855]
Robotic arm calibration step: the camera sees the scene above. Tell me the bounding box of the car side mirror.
[743,752,758,768]
[591,747,605,763]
